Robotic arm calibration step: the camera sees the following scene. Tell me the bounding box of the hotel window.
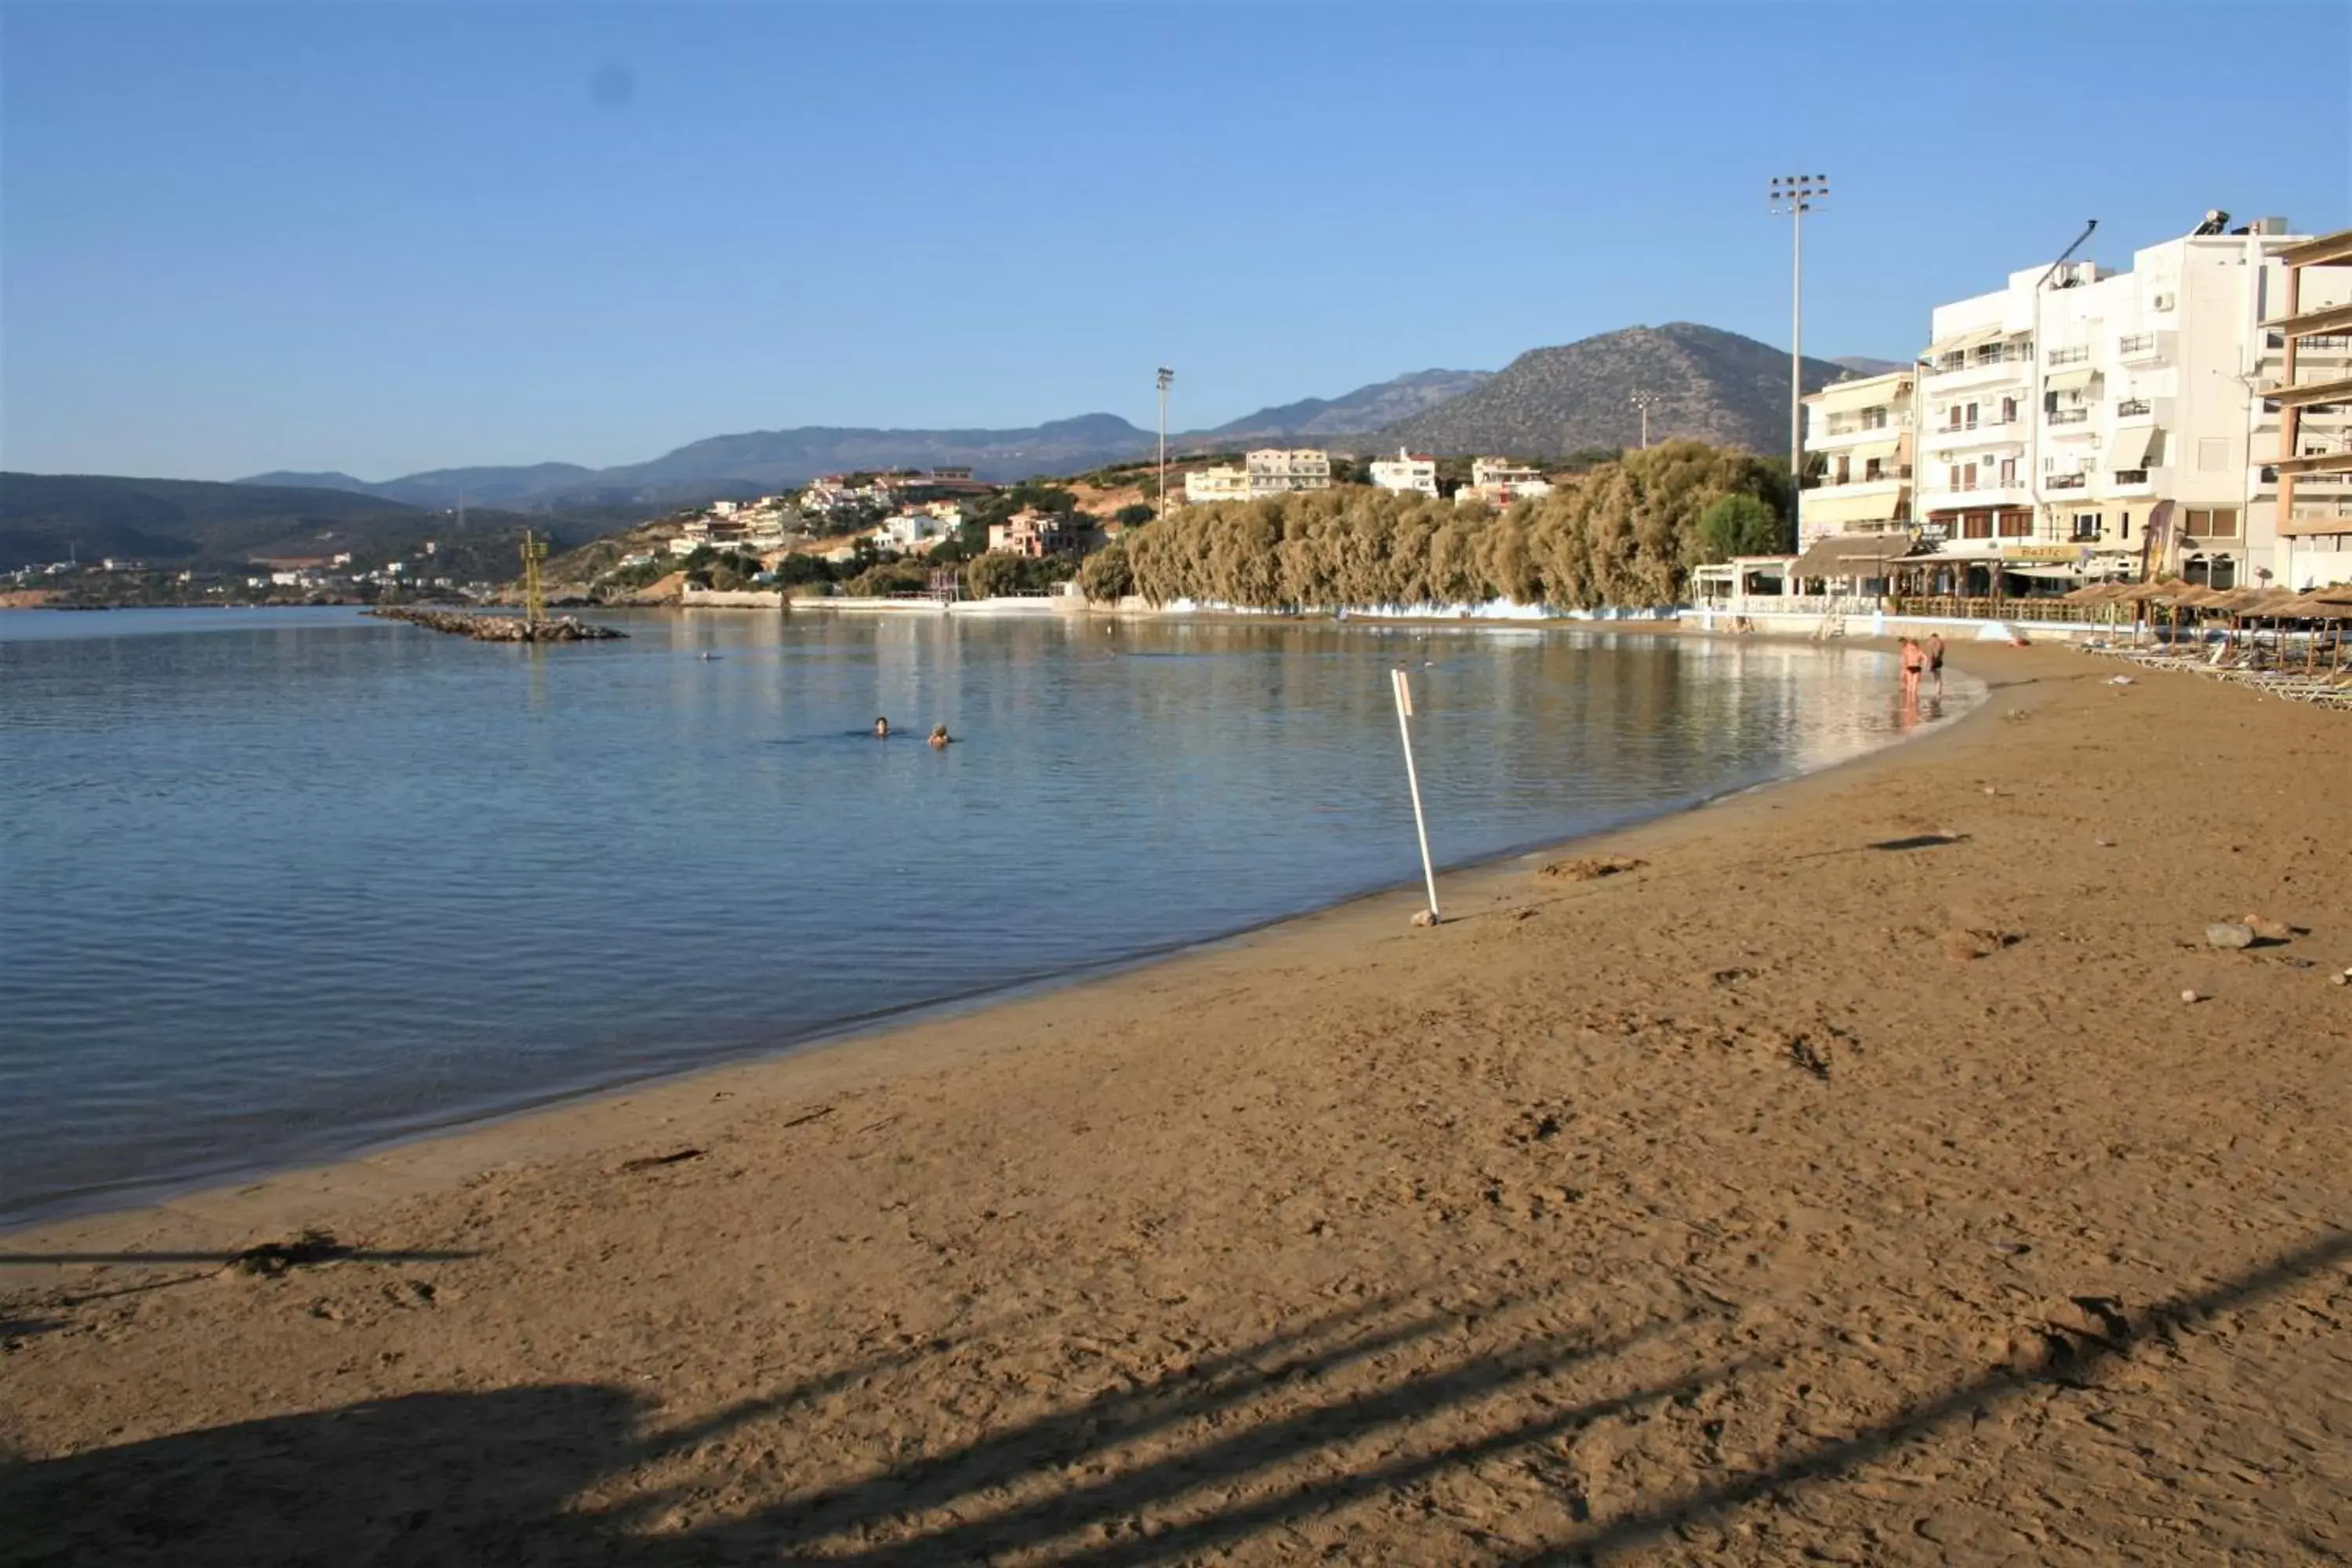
[2119,512,2132,539]
[1965,401,1980,429]
[1863,406,1887,430]
[1998,458,2017,486]
[2071,513,2101,540]
[1964,512,1994,539]
[1998,510,2034,539]
[2183,507,2239,539]
[2001,396,2017,423]
[1864,457,1883,482]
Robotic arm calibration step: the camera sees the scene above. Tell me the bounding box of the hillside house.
[1370,448,1439,496]
[988,510,1078,558]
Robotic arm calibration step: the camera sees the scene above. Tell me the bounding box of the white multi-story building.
[1245,448,1332,495]
[1904,218,2352,593]
[2266,227,2352,589]
[1798,370,1914,546]
[1369,447,1439,496]
[875,511,953,554]
[1455,457,1553,507]
[1183,465,1251,504]
[1471,458,1550,496]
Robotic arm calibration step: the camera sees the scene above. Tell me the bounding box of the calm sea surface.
[0,607,1965,1225]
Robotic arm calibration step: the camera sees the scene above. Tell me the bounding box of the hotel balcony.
[1806,418,1911,452]
[1917,481,2031,511]
[1918,419,2026,454]
[2115,330,2171,365]
[1799,475,1910,533]
[1922,351,2034,392]
[2100,466,2166,499]
[2044,408,2099,440]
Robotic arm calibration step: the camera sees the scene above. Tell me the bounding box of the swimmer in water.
[929,724,953,748]
[873,717,890,738]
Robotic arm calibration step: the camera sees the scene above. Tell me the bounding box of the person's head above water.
[873,717,890,737]
[928,724,952,747]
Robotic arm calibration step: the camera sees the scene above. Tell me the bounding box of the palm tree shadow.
[9,1226,2343,1566]
[2,1384,644,1566]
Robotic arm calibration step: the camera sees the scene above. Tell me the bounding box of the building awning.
[2108,425,2157,469]
[1788,534,1921,579]
[1925,325,2003,358]
[1843,437,1904,463]
[2045,367,2099,393]
[1802,488,1907,526]
[1807,372,1911,414]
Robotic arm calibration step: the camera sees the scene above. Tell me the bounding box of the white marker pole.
[1392,667,1439,923]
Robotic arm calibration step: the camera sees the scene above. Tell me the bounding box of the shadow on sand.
[5,1229,2346,1566]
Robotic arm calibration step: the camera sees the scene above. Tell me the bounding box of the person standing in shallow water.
[1927,633,1947,698]
[873,717,890,738]
[1898,638,1926,699]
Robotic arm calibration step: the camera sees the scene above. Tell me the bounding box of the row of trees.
[1114,441,1790,609]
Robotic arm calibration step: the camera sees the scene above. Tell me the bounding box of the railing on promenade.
[1886,596,2108,624]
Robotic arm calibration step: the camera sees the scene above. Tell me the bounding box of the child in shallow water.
[928,724,953,749]
[873,717,890,738]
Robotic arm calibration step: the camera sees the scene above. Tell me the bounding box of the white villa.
[1369,448,1439,496]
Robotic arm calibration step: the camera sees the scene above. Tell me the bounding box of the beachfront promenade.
[3,642,2347,1563]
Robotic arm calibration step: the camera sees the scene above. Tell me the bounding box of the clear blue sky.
[3,2,2345,481]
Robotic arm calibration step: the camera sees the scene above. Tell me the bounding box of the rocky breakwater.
[367,607,626,642]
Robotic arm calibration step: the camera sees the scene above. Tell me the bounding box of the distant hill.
[0,473,586,571]
[1379,323,1850,457]
[1197,369,1493,443]
[1830,356,1907,378]
[238,415,1160,511]
[223,374,1497,511]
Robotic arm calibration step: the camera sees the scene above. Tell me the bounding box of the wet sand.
[4,642,2349,1565]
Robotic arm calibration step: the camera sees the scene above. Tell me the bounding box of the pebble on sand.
[2205,922,2256,950]
[2181,989,2203,1004]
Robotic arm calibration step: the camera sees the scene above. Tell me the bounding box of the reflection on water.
[0,608,1968,1223]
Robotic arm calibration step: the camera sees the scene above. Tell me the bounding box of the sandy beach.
[4,641,2348,1565]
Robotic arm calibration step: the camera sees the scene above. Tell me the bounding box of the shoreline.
[7,640,2348,1562]
[2,640,1970,1251]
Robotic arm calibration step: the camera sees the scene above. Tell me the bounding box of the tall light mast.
[1156,367,1174,514]
[1629,389,1657,449]
[1769,174,1829,510]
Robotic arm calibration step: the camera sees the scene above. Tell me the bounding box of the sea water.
[0,607,1960,1223]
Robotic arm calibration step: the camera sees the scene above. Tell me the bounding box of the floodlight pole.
[1769,174,1829,511]
[1629,390,1657,449]
[1156,367,1174,514]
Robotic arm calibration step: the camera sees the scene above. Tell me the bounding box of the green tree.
[964,551,1026,600]
[1076,540,1134,602]
[1697,493,1788,561]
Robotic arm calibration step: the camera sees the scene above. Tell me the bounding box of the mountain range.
[0,473,581,572]
[227,324,1880,509]
[4,323,1898,568]
[237,372,1494,511]
[1378,323,1853,458]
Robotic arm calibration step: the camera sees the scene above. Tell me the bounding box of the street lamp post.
[1629,389,1657,450]
[1768,174,1829,512]
[1156,367,1174,514]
